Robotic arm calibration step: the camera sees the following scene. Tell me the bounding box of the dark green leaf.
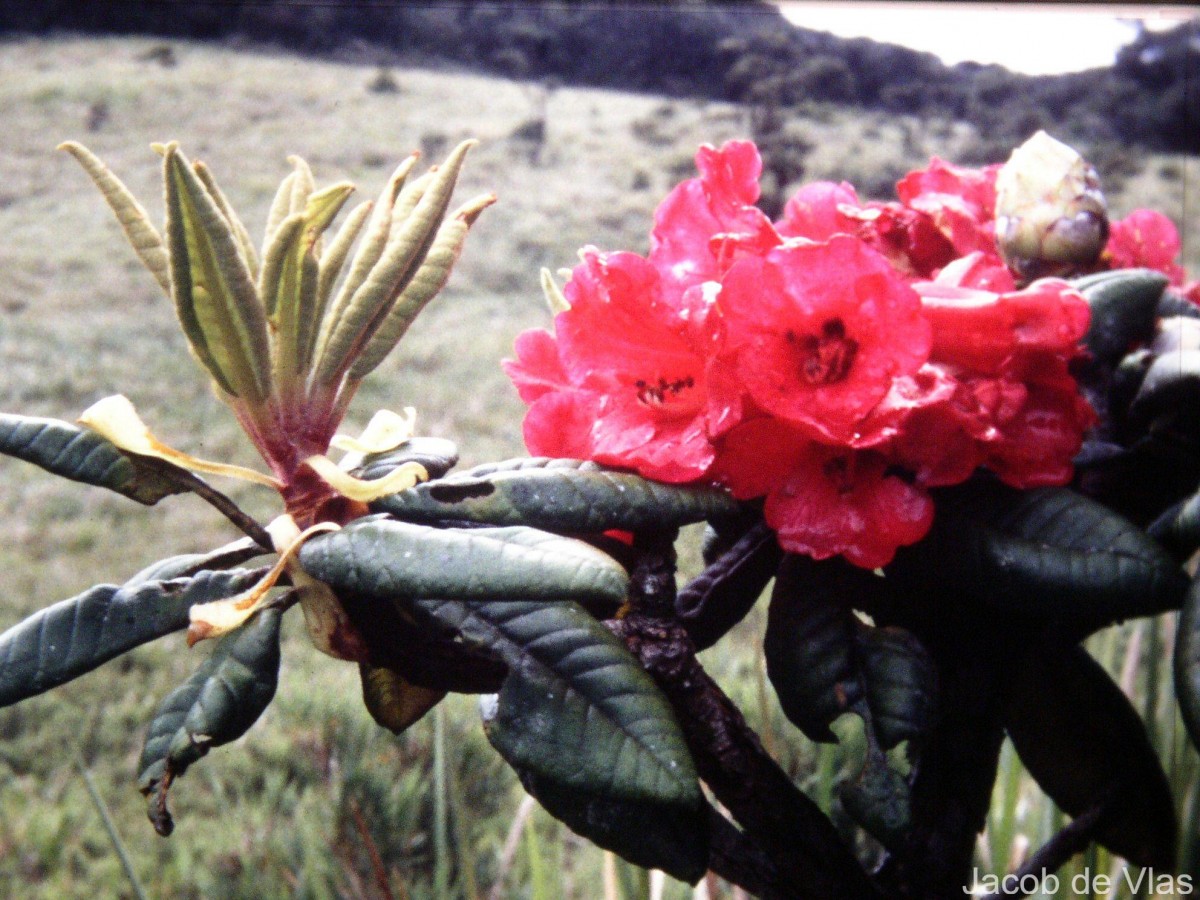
[299,517,629,606]
[765,556,933,749]
[1148,491,1200,561]
[514,768,709,884]
[890,482,1186,638]
[123,538,265,588]
[0,567,266,708]
[856,626,936,750]
[138,607,283,835]
[765,556,861,743]
[418,598,699,808]
[1075,268,1167,367]
[0,413,187,504]
[353,436,459,483]
[1003,644,1176,869]
[372,466,738,533]
[455,457,602,478]
[838,750,910,853]
[1175,573,1200,751]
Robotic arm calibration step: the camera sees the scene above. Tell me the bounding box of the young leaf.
[313,141,476,387]
[0,413,187,505]
[348,193,494,381]
[420,598,700,808]
[298,517,629,607]
[313,156,419,377]
[0,567,266,707]
[193,159,260,279]
[1003,643,1177,869]
[138,607,283,836]
[162,143,273,401]
[315,199,372,324]
[889,481,1187,640]
[58,141,170,295]
[372,466,739,533]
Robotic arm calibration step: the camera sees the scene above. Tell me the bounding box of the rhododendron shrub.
[508,140,1103,566]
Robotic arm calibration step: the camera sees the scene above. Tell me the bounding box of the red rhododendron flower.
[1104,209,1186,285]
[650,140,779,299]
[897,158,1001,257]
[719,236,931,444]
[764,445,934,569]
[505,139,1105,569]
[778,182,958,279]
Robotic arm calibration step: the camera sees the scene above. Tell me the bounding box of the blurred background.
[0,3,1196,897]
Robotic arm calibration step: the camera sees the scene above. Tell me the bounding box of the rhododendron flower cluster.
[505,139,1190,568]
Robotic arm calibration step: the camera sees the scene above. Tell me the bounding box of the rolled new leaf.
[162,143,273,401]
[0,413,188,505]
[420,597,699,809]
[372,466,739,533]
[0,567,266,707]
[138,607,283,836]
[888,481,1187,639]
[1175,573,1200,751]
[314,141,476,388]
[348,192,494,381]
[1003,643,1176,869]
[1074,269,1167,368]
[298,517,629,606]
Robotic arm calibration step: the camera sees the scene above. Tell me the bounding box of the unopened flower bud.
[994,131,1108,282]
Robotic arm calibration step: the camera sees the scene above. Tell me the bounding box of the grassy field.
[0,33,1197,899]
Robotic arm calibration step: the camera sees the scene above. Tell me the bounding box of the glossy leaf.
[1148,491,1200,561]
[0,567,266,707]
[420,598,699,808]
[373,466,738,533]
[1076,268,1166,367]
[766,556,933,748]
[138,607,283,835]
[513,766,709,884]
[163,143,272,401]
[1003,644,1176,869]
[1175,573,1200,751]
[360,663,444,734]
[0,413,187,505]
[456,457,603,478]
[298,517,629,606]
[123,538,265,588]
[891,482,1186,638]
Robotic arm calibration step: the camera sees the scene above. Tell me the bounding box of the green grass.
[0,33,1196,898]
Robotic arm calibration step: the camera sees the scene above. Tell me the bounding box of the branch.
[143,458,274,550]
[980,787,1115,900]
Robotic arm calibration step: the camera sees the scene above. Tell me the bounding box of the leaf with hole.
[372,465,738,533]
[766,556,933,749]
